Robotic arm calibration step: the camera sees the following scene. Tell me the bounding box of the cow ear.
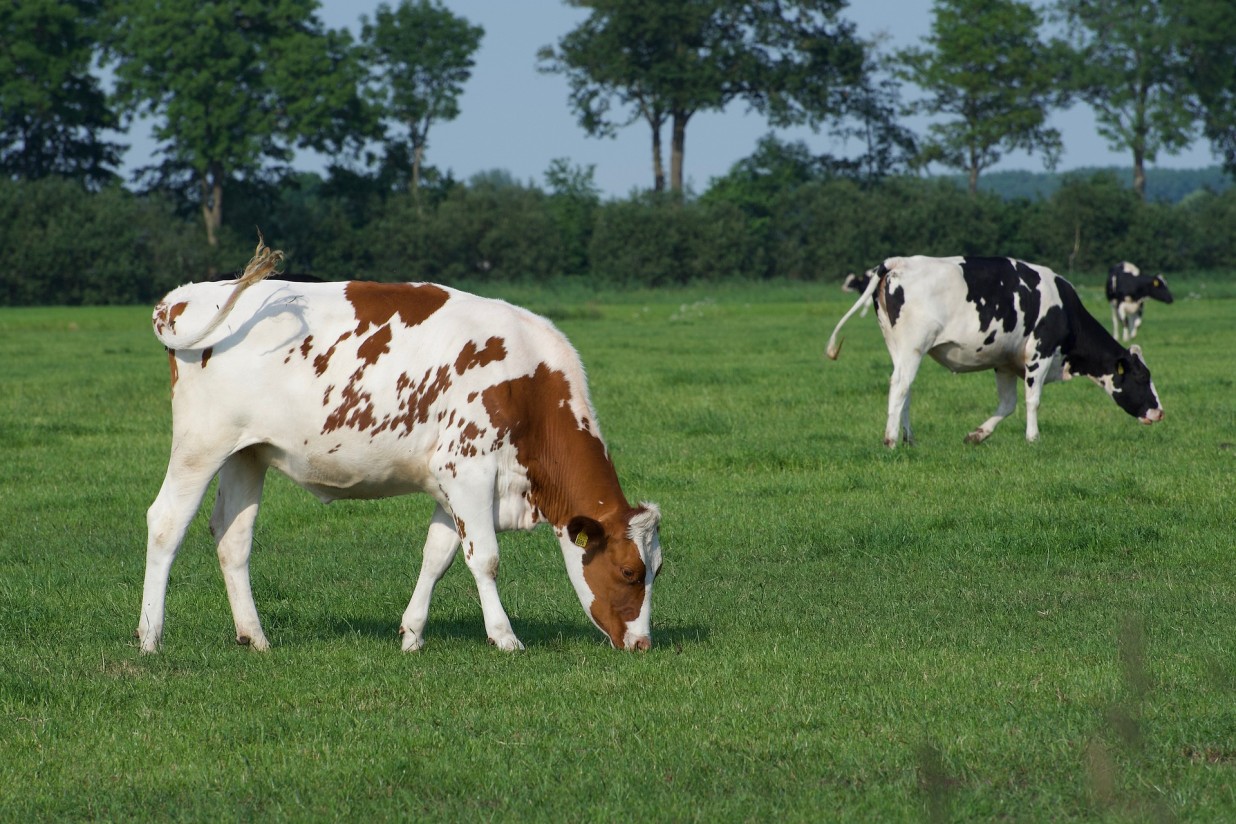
[1129,344,1144,360]
[567,516,605,554]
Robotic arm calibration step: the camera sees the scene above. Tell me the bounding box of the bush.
[0,178,211,305]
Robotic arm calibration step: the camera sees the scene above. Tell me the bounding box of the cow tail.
[178,237,285,348]
[826,272,880,360]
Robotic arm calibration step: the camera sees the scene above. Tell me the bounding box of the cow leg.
[1110,302,1121,339]
[210,449,269,651]
[399,504,460,652]
[885,352,923,448]
[138,449,226,653]
[1023,363,1050,442]
[444,483,523,651]
[1129,307,1143,340]
[966,369,1018,444]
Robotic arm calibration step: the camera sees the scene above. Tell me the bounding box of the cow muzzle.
[623,632,652,652]
[1140,408,1164,424]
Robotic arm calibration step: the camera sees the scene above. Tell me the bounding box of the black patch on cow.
[959,257,1043,336]
[983,330,997,346]
[884,281,905,326]
[874,263,905,326]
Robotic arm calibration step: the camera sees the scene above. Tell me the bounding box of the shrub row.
[3,171,1234,306]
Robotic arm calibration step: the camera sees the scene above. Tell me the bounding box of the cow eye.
[621,566,637,582]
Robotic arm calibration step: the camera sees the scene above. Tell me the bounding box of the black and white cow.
[1106,261,1173,341]
[841,270,875,317]
[827,255,1164,447]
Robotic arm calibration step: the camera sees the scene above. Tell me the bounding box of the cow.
[826,255,1164,447]
[139,241,662,654]
[841,270,875,317]
[1106,261,1173,341]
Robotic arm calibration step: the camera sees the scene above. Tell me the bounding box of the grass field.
[2,276,1234,821]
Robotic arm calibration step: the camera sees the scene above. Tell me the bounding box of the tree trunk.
[199,169,222,248]
[670,113,687,193]
[411,142,424,214]
[650,122,665,193]
[1132,146,1146,201]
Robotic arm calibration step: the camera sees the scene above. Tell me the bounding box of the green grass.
[2,279,1234,821]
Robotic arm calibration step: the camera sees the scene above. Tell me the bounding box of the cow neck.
[481,363,630,530]
[1058,280,1125,378]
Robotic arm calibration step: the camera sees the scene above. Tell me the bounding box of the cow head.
[1149,275,1174,304]
[559,503,662,650]
[1102,345,1164,425]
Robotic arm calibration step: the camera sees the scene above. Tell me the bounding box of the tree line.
[5,153,1235,306]
[2,0,1235,305]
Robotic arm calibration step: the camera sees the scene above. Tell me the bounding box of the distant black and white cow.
[827,255,1164,447]
[841,270,875,317]
[140,242,662,653]
[1106,261,1173,341]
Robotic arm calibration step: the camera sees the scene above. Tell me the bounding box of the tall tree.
[1057,0,1196,199]
[0,0,122,187]
[1173,0,1236,178]
[105,0,374,246]
[539,0,864,194]
[360,1,483,201]
[898,0,1067,196]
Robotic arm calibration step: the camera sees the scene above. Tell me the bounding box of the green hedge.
[2,171,1234,306]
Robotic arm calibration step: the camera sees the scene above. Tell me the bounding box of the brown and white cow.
[827,255,1164,447]
[139,243,662,653]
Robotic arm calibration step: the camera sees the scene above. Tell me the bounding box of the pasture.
[1,277,1233,821]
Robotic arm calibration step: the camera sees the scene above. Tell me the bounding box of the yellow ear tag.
[1117,362,1125,375]
[574,531,589,548]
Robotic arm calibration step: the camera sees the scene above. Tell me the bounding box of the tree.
[0,0,122,187]
[1057,0,1196,200]
[105,0,374,246]
[1173,0,1236,178]
[360,1,483,202]
[898,0,1067,197]
[539,0,865,194]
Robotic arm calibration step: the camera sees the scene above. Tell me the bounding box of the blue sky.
[122,0,1219,197]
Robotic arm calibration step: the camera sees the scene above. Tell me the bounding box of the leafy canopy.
[0,0,122,187]
[899,0,1066,194]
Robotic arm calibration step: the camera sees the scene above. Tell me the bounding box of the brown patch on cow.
[313,332,351,376]
[388,366,453,436]
[313,335,343,375]
[457,420,487,458]
[166,350,179,394]
[345,282,449,336]
[357,324,392,366]
[300,335,314,359]
[481,364,623,526]
[154,301,188,336]
[322,368,377,434]
[200,347,212,368]
[480,364,643,647]
[454,336,508,375]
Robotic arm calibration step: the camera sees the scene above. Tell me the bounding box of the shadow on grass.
[322,614,711,651]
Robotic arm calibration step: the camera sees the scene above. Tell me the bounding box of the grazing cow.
[1106,261,1173,341]
[841,270,875,317]
[140,242,662,653]
[826,255,1164,447]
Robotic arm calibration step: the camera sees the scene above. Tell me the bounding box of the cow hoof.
[237,633,271,652]
[488,634,525,652]
[400,629,425,652]
[964,430,988,444]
